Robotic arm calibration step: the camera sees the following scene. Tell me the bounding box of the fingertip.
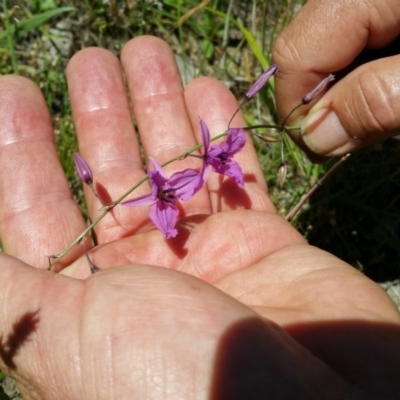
[0,75,52,146]
[121,34,169,56]
[121,35,182,101]
[0,74,39,92]
[66,46,116,75]
[66,47,126,116]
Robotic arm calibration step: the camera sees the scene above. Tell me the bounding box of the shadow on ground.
[296,139,400,282]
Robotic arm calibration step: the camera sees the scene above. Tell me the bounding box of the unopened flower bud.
[73,152,93,185]
[302,74,335,105]
[90,264,101,274]
[245,64,279,100]
[85,252,101,274]
[278,162,287,188]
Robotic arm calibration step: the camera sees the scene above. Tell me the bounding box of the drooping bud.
[85,252,101,274]
[254,132,280,143]
[278,161,287,188]
[90,264,101,274]
[73,152,93,185]
[245,64,279,100]
[302,74,335,105]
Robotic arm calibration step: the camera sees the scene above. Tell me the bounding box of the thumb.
[301,56,400,156]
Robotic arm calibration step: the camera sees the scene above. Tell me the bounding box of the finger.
[216,243,400,325]
[120,36,212,216]
[184,77,275,213]
[273,0,400,141]
[0,76,86,269]
[301,56,400,156]
[66,48,150,242]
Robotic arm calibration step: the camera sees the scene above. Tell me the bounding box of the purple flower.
[245,64,279,100]
[302,74,335,105]
[73,152,93,185]
[121,158,204,238]
[200,119,246,188]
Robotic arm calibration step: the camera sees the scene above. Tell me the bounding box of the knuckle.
[272,34,301,68]
[355,69,400,135]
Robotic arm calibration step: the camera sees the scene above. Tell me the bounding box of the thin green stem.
[284,125,301,131]
[285,153,351,222]
[244,124,282,131]
[281,102,302,128]
[227,98,247,129]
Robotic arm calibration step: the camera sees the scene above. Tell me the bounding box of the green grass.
[0,1,399,276]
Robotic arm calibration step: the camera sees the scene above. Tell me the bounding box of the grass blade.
[0,7,76,48]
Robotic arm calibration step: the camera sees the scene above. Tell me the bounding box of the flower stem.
[285,153,350,222]
[281,102,303,128]
[48,131,229,270]
[284,125,301,132]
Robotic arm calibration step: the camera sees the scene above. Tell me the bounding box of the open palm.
[0,36,399,400]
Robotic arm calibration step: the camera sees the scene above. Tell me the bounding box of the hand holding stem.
[0,34,399,400]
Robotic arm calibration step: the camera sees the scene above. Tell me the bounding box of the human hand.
[0,36,399,400]
[273,0,400,158]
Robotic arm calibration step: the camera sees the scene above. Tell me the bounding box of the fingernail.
[302,109,350,154]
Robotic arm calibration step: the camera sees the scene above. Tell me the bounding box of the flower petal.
[121,193,156,207]
[211,160,244,188]
[149,200,179,238]
[168,168,206,201]
[225,128,246,155]
[148,157,168,189]
[199,118,210,154]
[207,128,246,161]
[148,157,166,177]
